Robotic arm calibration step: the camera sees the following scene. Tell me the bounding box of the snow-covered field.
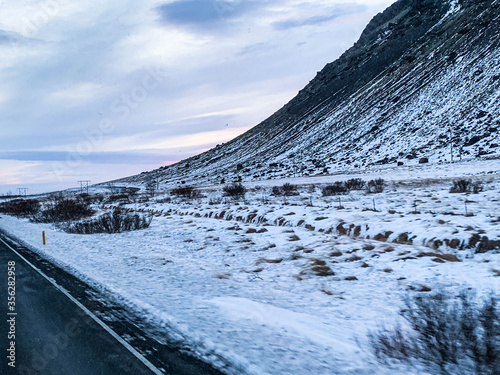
[1,161,499,374]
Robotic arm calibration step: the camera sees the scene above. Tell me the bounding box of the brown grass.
[312,265,335,276]
[256,258,283,265]
[262,244,276,250]
[310,259,334,276]
[310,258,326,266]
[346,255,362,262]
[417,252,460,262]
[381,246,395,253]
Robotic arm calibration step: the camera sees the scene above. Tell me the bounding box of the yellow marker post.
[42,231,46,245]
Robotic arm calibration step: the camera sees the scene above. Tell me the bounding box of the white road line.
[0,236,164,375]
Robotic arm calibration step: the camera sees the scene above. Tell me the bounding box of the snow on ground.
[1,162,500,374]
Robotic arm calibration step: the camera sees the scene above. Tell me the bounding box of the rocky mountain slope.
[117,0,500,188]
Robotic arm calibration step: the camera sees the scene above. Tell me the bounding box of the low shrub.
[322,182,349,196]
[367,179,385,194]
[0,199,41,217]
[370,291,500,374]
[171,186,198,198]
[66,209,152,234]
[272,183,299,196]
[33,198,95,223]
[272,186,283,196]
[223,183,246,198]
[344,178,366,190]
[450,179,483,194]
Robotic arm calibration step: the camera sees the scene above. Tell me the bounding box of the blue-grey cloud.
[0,29,40,45]
[156,0,245,28]
[273,4,367,30]
[236,42,270,56]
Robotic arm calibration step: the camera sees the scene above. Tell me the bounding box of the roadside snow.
[1,163,499,374]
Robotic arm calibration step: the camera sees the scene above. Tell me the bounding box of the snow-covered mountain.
[118,0,500,188]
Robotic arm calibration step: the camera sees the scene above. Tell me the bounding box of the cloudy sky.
[0,0,395,194]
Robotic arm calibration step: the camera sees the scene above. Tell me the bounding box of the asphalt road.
[0,235,225,375]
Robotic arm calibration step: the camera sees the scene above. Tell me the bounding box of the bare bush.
[367,179,385,194]
[370,291,500,374]
[322,182,349,196]
[450,179,483,194]
[223,183,246,198]
[0,199,41,217]
[66,209,152,234]
[345,178,366,190]
[272,186,283,196]
[33,198,95,223]
[171,186,198,198]
[272,183,299,196]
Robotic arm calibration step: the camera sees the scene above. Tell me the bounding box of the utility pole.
[78,180,91,194]
[17,188,28,197]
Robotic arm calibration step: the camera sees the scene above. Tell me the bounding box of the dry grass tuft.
[312,265,335,276]
[381,246,395,253]
[417,252,460,262]
[346,255,362,262]
[256,258,283,265]
[311,258,326,266]
[310,259,334,276]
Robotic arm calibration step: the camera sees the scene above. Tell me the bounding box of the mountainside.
[118,0,500,188]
